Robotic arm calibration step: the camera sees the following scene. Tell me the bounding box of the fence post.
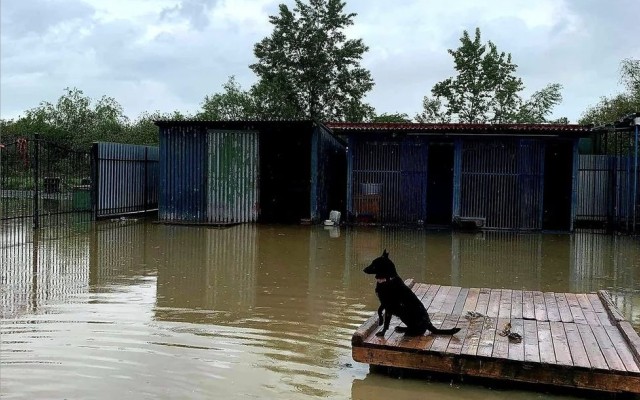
[33,133,39,229]
[634,119,639,232]
[144,146,148,214]
[91,143,99,221]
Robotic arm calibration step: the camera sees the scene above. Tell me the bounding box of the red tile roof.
[325,122,590,135]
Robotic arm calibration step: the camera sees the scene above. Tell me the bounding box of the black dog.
[364,250,461,337]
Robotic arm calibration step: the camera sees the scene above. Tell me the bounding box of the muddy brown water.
[1,221,639,399]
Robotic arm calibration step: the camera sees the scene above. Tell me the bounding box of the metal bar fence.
[93,142,159,219]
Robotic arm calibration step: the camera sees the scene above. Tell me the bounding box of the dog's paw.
[394,326,408,333]
[375,330,386,337]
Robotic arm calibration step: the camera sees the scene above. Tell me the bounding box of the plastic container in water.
[329,210,341,224]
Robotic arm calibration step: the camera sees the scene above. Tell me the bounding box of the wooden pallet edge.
[597,290,625,323]
[618,321,640,366]
[352,346,640,394]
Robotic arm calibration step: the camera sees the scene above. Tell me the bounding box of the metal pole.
[144,146,148,214]
[634,119,639,232]
[33,133,39,229]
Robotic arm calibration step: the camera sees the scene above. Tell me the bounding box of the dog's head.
[363,249,398,279]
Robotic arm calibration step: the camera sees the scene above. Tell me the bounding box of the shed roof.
[325,122,591,137]
[154,119,315,128]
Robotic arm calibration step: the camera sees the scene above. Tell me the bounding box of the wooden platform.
[352,281,640,394]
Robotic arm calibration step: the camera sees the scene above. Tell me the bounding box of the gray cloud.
[0,0,94,38]
[1,0,638,123]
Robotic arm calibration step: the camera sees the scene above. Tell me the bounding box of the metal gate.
[1,134,92,231]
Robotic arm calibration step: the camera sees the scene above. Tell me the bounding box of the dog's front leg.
[376,310,392,337]
[377,305,384,326]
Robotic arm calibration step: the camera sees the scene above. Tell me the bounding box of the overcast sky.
[1,0,638,123]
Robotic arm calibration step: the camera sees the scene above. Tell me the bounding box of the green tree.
[124,110,188,145]
[250,0,374,121]
[370,112,412,123]
[13,88,129,149]
[580,58,640,126]
[198,76,258,120]
[416,28,563,124]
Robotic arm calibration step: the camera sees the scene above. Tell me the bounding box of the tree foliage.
[370,112,412,123]
[579,58,640,126]
[416,28,563,124]
[250,0,374,121]
[0,88,128,150]
[0,88,187,149]
[198,76,258,120]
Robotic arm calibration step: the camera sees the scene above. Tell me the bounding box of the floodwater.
[1,220,639,399]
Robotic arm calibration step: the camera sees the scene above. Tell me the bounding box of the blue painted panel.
[159,125,207,222]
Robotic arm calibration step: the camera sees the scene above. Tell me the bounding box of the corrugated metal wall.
[159,126,207,222]
[458,139,545,230]
[206,130,259,223]
[94,142,159,218]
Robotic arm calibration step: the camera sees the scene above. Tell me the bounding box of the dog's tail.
[426,322,461,335]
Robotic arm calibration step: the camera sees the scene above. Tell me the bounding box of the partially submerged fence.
[576,123,639,232]
[0,134,92,232]
[92,142,159,219]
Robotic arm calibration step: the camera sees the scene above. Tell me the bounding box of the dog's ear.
[382,249,389,258]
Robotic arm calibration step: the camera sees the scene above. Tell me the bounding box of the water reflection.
[1,222,639,399]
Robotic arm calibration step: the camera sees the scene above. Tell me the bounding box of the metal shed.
[155,120,346,224]
[327,122,591,231]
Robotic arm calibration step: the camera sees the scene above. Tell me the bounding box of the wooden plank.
[522,291,535,320]
[421,284,441,310]
[554,293,573,323]
[564,323,590,368]
[492,318,510,359]
[565,293,587,324]
[477,316,498,358]
[498,289,512,319]
[619,321,640,366]
[507,318,524,362]
[598,290,625,323]
[587,293,612,326]
[523,319,540,363]
[452,288,470,315]
[462,288,479,314]
[577,323,609,370]
[486,289,502,318]
[576,293,600,326]
[544,292,561,322]
[475,288,491,315]
[537,321,555,364]
[440,286,462,315]
[430,314,458,353]
[550,321,572,366]
[604,325,640,373]
[352,314,379,345]
[400,329,439,351]
[460,315,484,356]
[511,290,523,319]
[533,291,548,321]
[445,316,469,355]
[592,325,626,372]
[427,286,451,314]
